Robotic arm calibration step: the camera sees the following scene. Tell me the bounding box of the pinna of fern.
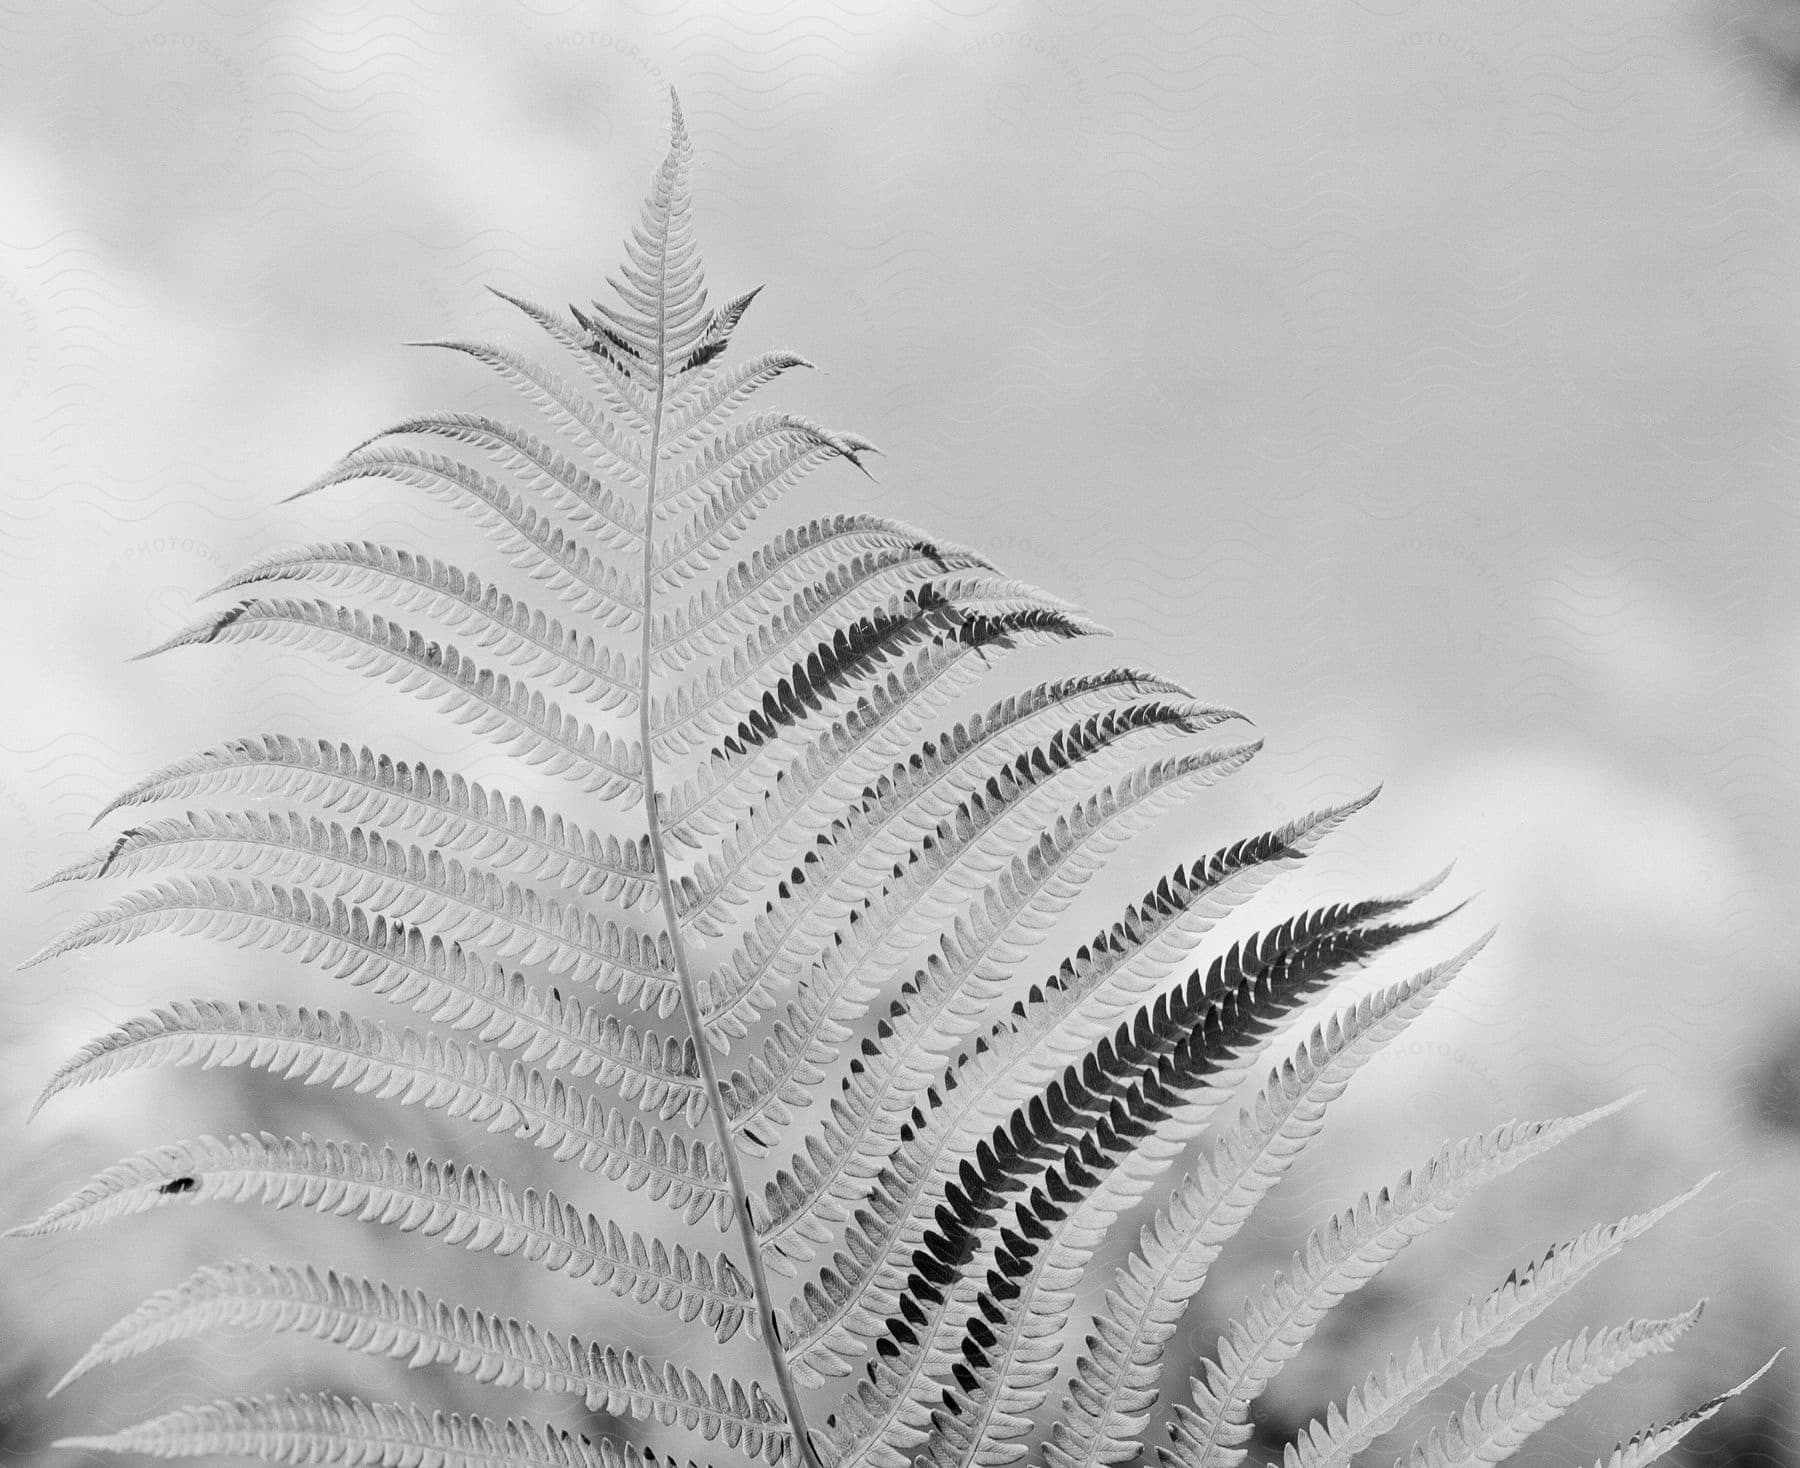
[12,89,1775,1468]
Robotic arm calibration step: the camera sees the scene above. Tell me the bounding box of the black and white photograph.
[1,5,1796,1467]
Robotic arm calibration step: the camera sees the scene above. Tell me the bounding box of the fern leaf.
[485,286,655,429]
[723,735,1252,1165]
[19,98,1734,1468]
[40,894,682,1062]
[656,413,874,524]
[40,813,658,984]
[572,92,707,377]
[207,542,642,708]
[721,716,1248,1128]
[1285,1186,1715,1468]
[651,585,966,758]
[139,599,644,801]
[651,577,1075,759]
[740,735,1269,1240]
[36,992,701,1125]
[411,331,654,484]
[703,702,1241,1042]
[666,590,1101,838]
[7,1134,755,1339]
[702,694,1224,1000]
[292,444,643,617]
[30,1004,726,1222]
[779,810,1360,1399]
[660,638,1027,848]
[58,1262,790,1459]
[680,672,1207,931]
[90,736,655,906]
[678,669,1205,930]
[694,590,1102,771]
[24,875,676,1015]
[1344,1306,1700,1468]
[1164,1099,1637,1468]
[57,1392,667,1468]
[653,422,879,591]
[651,515,991,672]
[663,350,813,448]
[820,897,1442,1468]
[346,412,648,523]
[677,284,763,378]
[31,891,694,1114]
[1404,1350,1779,1468]
[1047,938,1481,1468]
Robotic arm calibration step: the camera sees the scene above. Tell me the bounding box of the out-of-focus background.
[3,0,1799,1464]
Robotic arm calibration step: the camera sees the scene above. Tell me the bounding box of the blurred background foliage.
[1,1,1798,1465]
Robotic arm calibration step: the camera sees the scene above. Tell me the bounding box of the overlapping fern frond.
[14,92,1767,1468]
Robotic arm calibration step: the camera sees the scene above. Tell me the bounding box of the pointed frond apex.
[1166,1095,1640,1468]
[1288,1172,1720,1468]
[1386,1304,1704,1468]
[1576,1354,1781,1468]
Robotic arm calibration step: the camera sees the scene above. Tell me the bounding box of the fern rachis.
[12,92,1771,1468]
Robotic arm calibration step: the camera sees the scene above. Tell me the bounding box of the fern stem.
[636,210,823,1468]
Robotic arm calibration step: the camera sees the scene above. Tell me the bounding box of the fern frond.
[678,284,764,377]
[30,1004,726,1222]
[653,423,879,591]
[722,714,1249,1111]
[40,893,686,1094]
[669,594,1108,852]
[740,735,1270,1234]
[657,413,873,522]
[25,876,676,1014]
[7,1134,755,1340]
[1047,938,1480,1468]
[57,1392,665,1468]
[139,600,645,801]
[291,443,642,623]
[723,734,1254,1163]
[651,585,964,758]
[1285,1186,1714,1468]
[91,736,655,906]
[1325,1307,1700,1468]
[660,639,1019,847]
[678,669,1205,929]
[1404,1350,1779,1468]
[705,721,1254,1050]
[207,542,641,708]
[904,914,1448,1468]
[1164,1099,1636,1468]
[36,992,700,1125]
[40,812,658,983]
[346,412,648,518]
[651,577,1073,759]
[485,286,655,429]
[818,893,1442,1468]
[18,99,1733,1468]
[58,1263,789,1459]
[651,515,991,672]
[572,103,707,375]
[694,588,1101,771]
[411,332,654,480]
[778,802,1366,1381]
[663,350,813,448]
